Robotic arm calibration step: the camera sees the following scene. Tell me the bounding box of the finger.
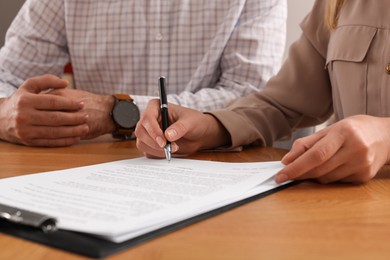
[314,161,370,184]
[164,111,200,142]
[12,91,84,112]
[24,111,88,127]
[135,122,165,151]
[135,100,166,148]
[31,94,84,111]
[295,145,350,180]
[315,164,357,184]
[319,161,378,184]
[301,141,381,184]
[282,128,328,164]
[136,125,179,154]
[144,153,165,159]
[136,139,166,159]
[23,137,83,147]
[21,75,68,94]
[42,88,65,96]
[296,159,347,182]
[338,174,373,184]
[276,130,344,183]
[16,124,89,141]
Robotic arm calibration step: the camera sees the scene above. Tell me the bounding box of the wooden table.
[1,136,390,260]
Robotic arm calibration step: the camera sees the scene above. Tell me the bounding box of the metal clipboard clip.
[0,203,57,233]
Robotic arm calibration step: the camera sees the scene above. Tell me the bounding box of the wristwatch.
[111,94,140,139]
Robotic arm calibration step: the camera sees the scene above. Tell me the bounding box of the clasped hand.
[0,74,113,147]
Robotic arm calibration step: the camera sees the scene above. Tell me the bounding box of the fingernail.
[275,174,289,184]
[166,129,177,139]
[156,136,165,148]
[171,143,179,152]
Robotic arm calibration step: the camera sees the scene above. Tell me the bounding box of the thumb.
[21,74,69,94]
[165,121,187,142]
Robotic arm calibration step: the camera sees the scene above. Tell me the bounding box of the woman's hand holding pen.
[276,115,390,184]
[136,101,390,184]
[135,99,230,158]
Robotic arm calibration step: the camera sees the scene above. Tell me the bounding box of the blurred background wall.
[285,0,315,57]
[0,0,25,46]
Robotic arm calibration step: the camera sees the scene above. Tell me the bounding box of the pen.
[158,76,171,162]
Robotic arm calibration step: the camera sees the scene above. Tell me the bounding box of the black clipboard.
[0,182,295,258]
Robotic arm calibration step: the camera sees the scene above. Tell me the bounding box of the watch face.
[112,100,140,129]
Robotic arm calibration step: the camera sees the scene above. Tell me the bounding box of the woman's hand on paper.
[277,115,390,184]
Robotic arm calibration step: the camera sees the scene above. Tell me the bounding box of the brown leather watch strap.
[113,93,133,102]
[111,94,139,139]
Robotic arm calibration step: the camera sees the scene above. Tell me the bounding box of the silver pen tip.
[164,144,172,162]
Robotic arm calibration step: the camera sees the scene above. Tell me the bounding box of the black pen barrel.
[161,107,169,131]
[159,76,170,132]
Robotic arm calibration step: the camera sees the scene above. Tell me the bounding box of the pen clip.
[0,203,57,233]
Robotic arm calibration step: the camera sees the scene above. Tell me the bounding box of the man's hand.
[0,75,89,147]
[47,87,116,140]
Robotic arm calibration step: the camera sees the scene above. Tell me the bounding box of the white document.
[0,158,286,243]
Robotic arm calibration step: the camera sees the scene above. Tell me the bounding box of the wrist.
[202,114,231,150]
[102,95,116,134]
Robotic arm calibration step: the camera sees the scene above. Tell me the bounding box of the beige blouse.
[211,0,390,148]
